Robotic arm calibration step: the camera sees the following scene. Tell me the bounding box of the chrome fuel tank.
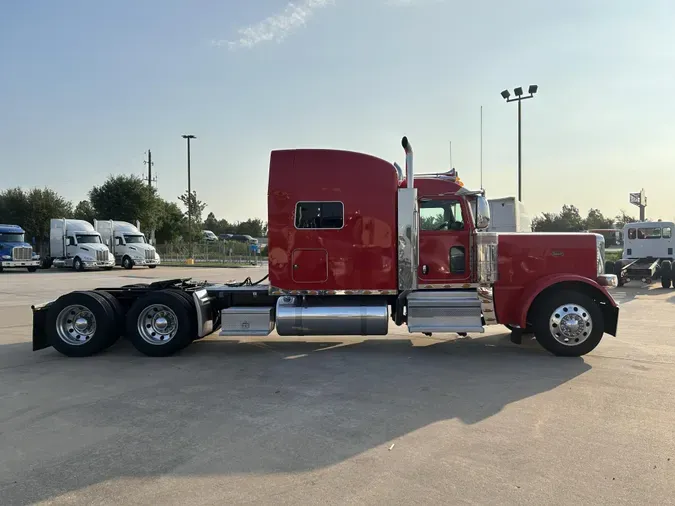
[275,296,389,336]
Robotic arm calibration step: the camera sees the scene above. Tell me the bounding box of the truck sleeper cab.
[42,219,115,271]
[0,224,41,272]
[94,220,160,269]
[30,137,619,359]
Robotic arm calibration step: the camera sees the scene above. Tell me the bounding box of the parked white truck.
[43,219,115,271]
[487,197,531,232]
[94,220,160,269]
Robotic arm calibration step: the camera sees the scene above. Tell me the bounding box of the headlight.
[155,252,160,260]
[32,254,40,259]
[82,256,94,261]
[1,255,10,260]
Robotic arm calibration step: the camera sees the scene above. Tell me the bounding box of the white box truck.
[487,197,531,232]
[44,219,115,271]
[94,220,160,269]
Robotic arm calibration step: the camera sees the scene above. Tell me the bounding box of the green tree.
[203,212,220,233]
[0,188,30,226]
[532,205,586,232]
[73,200,96,223]
[234,218,265,237]
[178,190,207,224]
[155,200,186,243]
[0,187,73,252]
[614,210,638,228]
[89,175,161,230]
[584,208,614,230]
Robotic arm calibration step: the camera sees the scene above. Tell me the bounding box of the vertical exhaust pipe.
[401,136,413,189]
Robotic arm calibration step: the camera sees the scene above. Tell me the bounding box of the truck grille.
[145,249,155,261]
[12,246,32,261]
[96,250,108,262]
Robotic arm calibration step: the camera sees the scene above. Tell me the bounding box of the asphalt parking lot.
[1,267,674,505]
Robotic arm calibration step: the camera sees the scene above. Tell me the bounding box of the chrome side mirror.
[475,196,491,230]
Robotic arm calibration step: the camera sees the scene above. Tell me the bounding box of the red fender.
[517,273,618,328]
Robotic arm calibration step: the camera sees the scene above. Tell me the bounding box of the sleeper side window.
[628,228,636,240]
[295,202,344,229]
[663,227,672,239]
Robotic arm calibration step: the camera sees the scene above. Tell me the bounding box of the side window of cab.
[628,228,636,240]
[419,200,464,231]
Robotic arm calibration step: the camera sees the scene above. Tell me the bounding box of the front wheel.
[73,257,85,272]
[27,266,38,272]
[122,256,134,270]
[148,265,157,269]
[532,290,604,357]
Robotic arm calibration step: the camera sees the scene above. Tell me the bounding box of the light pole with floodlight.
[500,85,538,202]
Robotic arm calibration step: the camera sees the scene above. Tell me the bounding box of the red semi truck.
[31,137,619,358]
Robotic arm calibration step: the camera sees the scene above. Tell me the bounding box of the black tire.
[165,289,201,342]
[531,289,605,357]
[93,290,125,346]
[125,290,196,357]
[604,260,615,275]
[73,257,85,272]
[102,266,114,271]
[148,265,157,269]
[27,266,38,272]
[122,256,134,270]
[660,260,672,289]
[45,291,118,357]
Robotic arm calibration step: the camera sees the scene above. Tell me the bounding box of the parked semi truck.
[31,137,619,358]
[605,221,675,288]
[41,219,115,271]
[94,220,160,269]
[0,224,41,272]
[487,197,531,232]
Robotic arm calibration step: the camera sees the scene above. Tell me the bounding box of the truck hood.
[0,242,32,250]
[125,243,156,252]
[78,244,110,253]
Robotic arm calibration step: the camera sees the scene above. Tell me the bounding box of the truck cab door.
[66,236,77,258]
[417,198,472,285]
[114,237,124,260]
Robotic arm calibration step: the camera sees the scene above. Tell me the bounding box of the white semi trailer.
[94,220,160,269]
[43,219,115,271]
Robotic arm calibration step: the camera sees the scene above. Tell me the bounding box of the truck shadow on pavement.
[0,334,590,505]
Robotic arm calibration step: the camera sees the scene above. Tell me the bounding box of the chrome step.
[407,290,484,333]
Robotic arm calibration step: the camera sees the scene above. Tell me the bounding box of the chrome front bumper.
[0,260,41,268]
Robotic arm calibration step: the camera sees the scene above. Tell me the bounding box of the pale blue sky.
[2,0,674,223]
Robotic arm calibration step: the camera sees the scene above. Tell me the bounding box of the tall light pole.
[500,85,538,202]
[182,134,196,260]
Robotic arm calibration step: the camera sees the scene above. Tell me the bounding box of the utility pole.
[143,150,157,245]
[143,150,156,187]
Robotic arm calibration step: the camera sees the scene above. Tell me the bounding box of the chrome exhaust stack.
[402,136,414,188]
[397,136,419,291]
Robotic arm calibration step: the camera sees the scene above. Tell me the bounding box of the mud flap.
[31,302,53,351]
[601,302,619,337]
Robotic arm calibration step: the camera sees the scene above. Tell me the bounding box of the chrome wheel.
[548,303,593,346]
[137,304,178,345]
[55,304,97,345]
